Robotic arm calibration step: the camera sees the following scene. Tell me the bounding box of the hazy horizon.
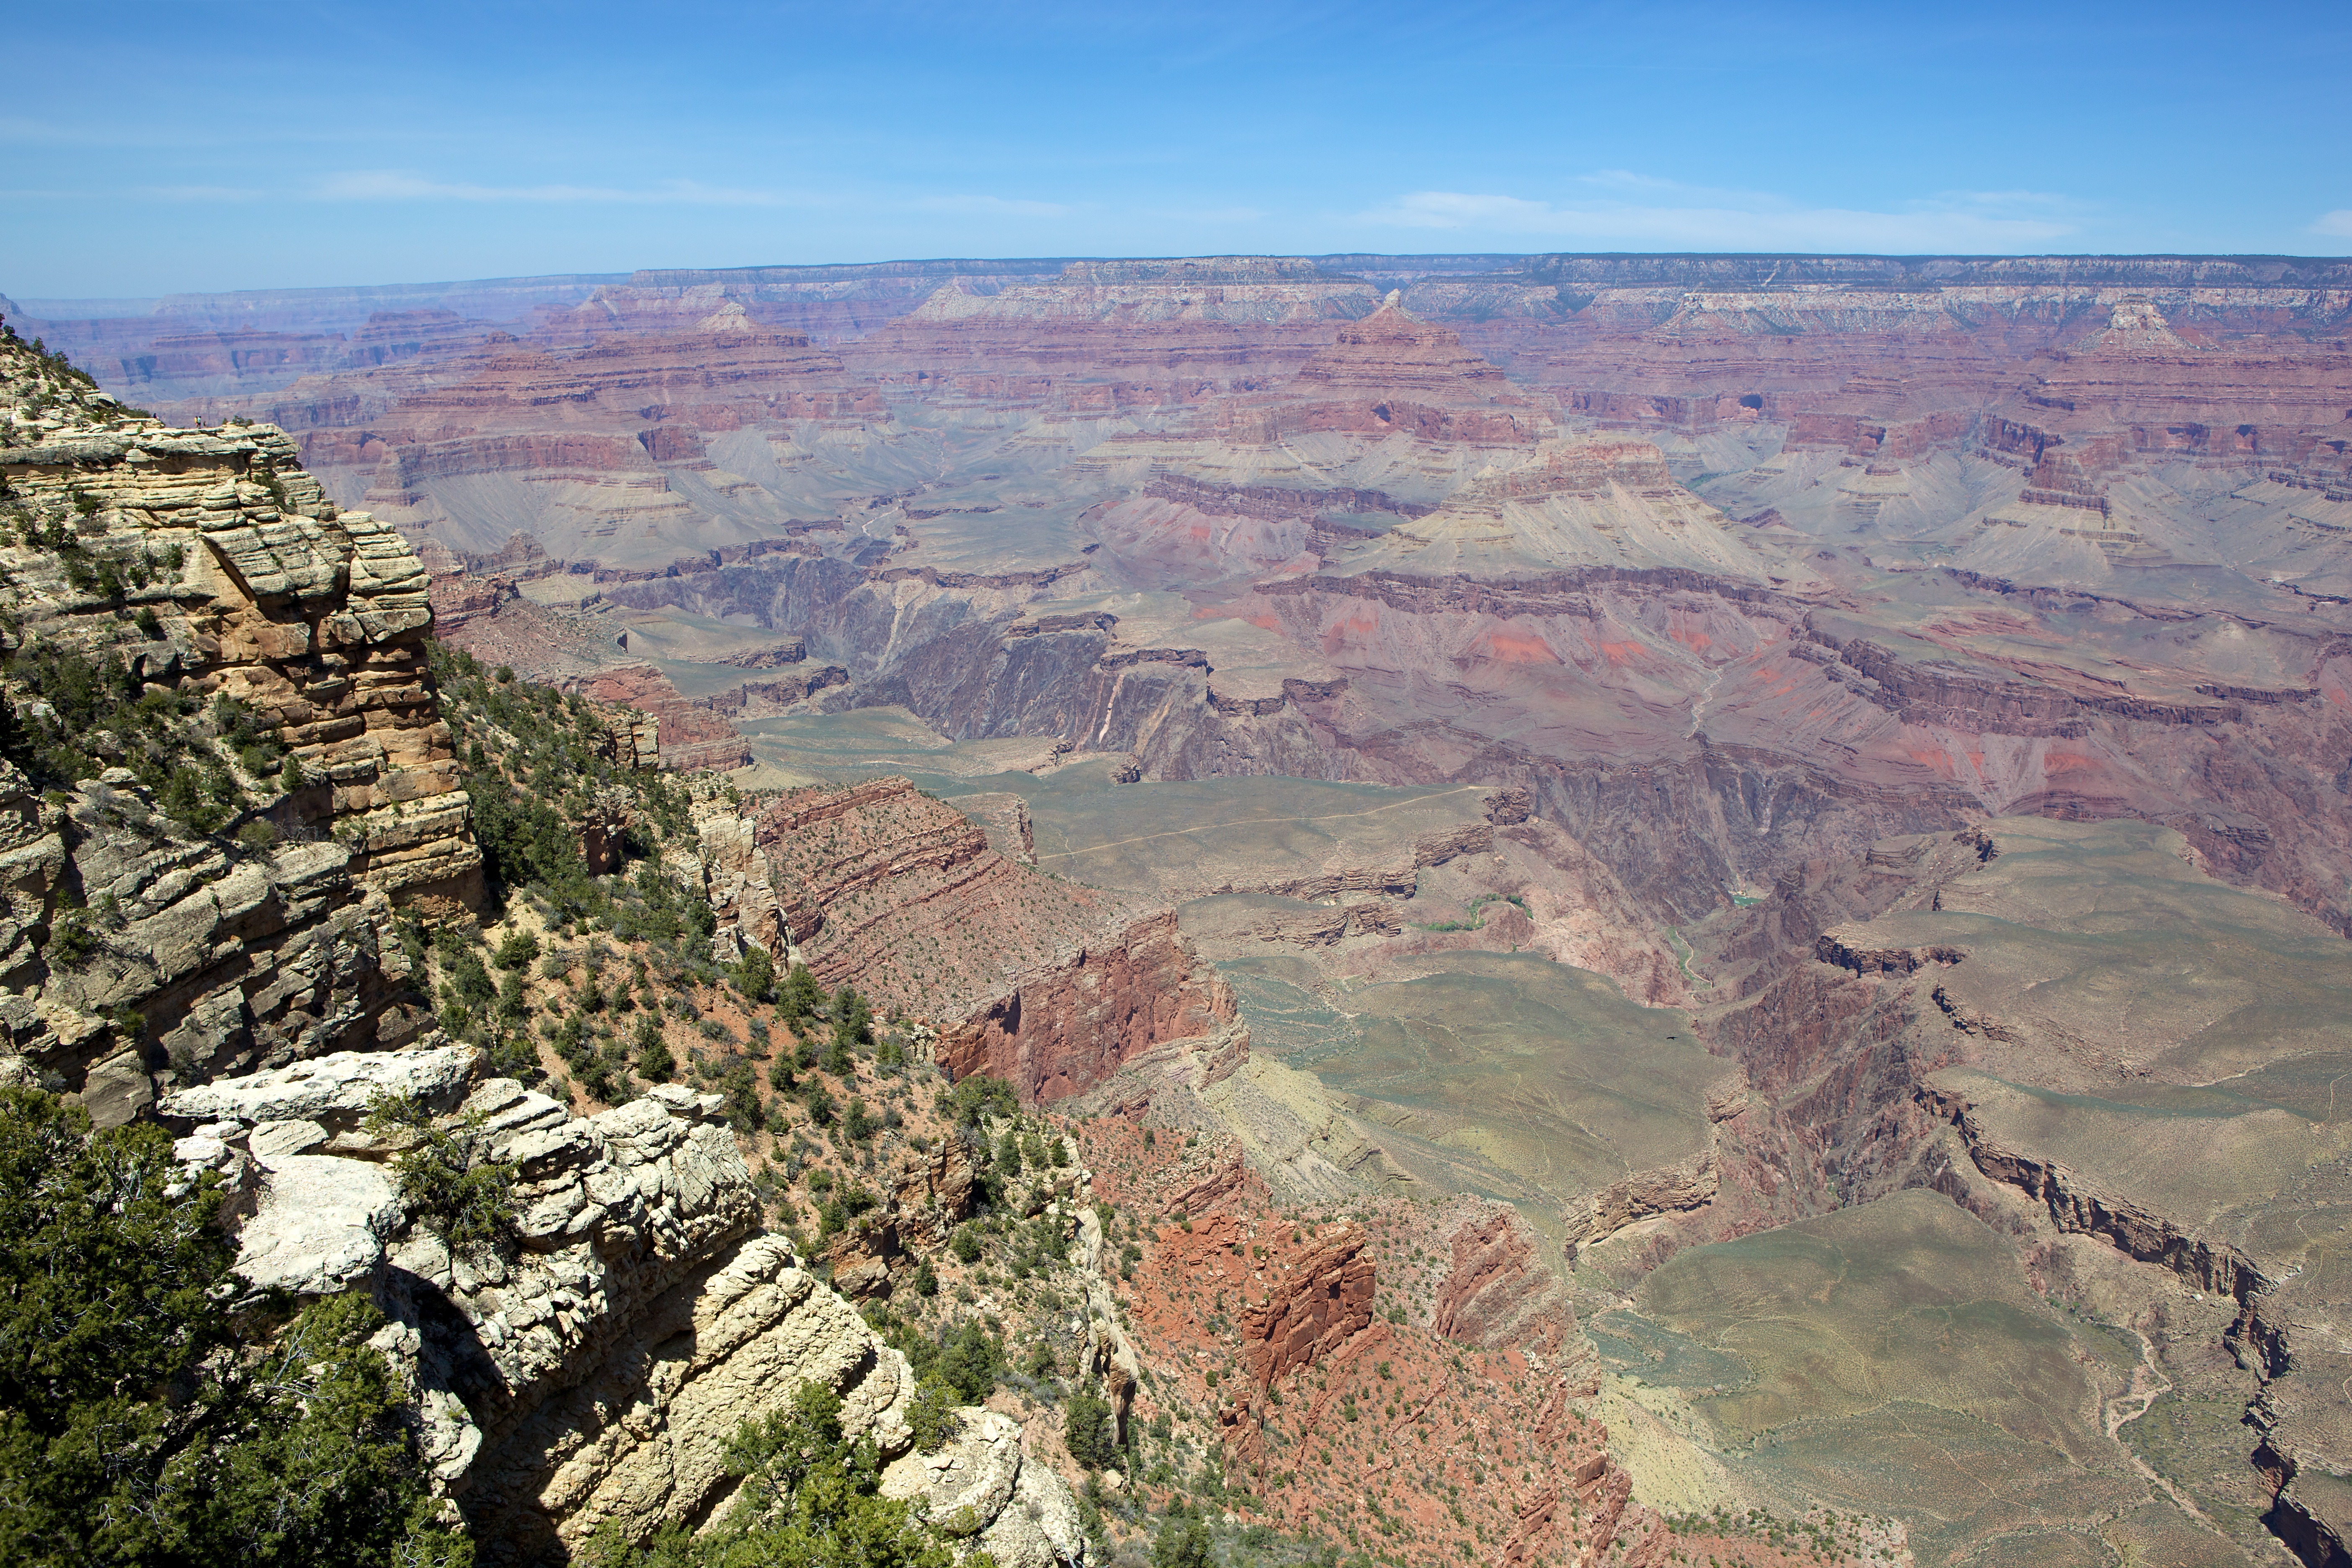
[5,0,2347,297]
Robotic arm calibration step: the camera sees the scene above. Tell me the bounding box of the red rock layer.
[563,663,752,773]
[750,779,1235,1101]
[1077,1127,1689,1568]
[1218,299,1545,444]
[931,909,1238,1102]
[1237,1222,1375,1385]
[1432,1208,1582,1361]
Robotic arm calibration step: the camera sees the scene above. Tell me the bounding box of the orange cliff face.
[1074,1126,1709,1568]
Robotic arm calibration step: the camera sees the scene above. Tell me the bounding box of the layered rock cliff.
[681,776,1237,1103]
[0,327,477,1125]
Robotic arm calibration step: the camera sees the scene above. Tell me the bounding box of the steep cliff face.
[934,909,1240,1103]
[1235,1220,1375,1384]
[0,329,478,1124]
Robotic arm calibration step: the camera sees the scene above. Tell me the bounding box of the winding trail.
[2106,1325,2221,1530]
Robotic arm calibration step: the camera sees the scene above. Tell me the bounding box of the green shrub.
[906,1375,962,1454]
[1153,1511,1212,1568]
[363,1094,518,1261]
[720,1058,761,1130]
[738,943,775,1002]
[931,1321,1005,1404]
[779,962,822,1018]
[832,985,871,1052]
[1064,1382,1119,1471]
[44,900,99,967]
[492,930,540,970]
[634,1017,674,1083]
[944,1074,1016,1129]
[0,1087,464,1568]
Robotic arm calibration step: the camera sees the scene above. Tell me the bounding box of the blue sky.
[4,0,2347,299]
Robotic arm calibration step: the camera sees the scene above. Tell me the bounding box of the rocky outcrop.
[0,421,475,903]
[0,334,480,1123]
[1917,1078,2267,1300]
[176,1051,1081,1565]
[1237,1222,1374,1385]
[1433,1208,1583,1364]
[880,1410,1086,1567]
[934,911,1240,1104]
[704,776,1235,1103]
[562,663,752,772]
[1219,297,1545,446]
[158,1039,477,1127]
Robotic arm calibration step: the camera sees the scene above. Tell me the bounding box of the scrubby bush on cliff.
[778,961,823,1019]
[941,1073,1016,1130]
[634,1016,676,1083]
[429,640,694,920]
[1152,1506,1212,1568]
[1063,1382,1119,1472]
[585,1382,989,1568]
[868,1311,1004,1409]
[364,1093,519,1262]
[0,644,253,834]
[904,1375,963,1454]
[736,944,775,1003]
[0,1087,467,1568]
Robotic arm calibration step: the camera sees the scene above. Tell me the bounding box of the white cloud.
[310,172,1074,222]
[137,184,265,202]
[1359,182,2078,251]
[2313,210,2352,239]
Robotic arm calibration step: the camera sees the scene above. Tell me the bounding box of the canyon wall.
[0,341,479,1125]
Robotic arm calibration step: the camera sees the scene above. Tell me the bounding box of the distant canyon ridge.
[13,249,2346,932]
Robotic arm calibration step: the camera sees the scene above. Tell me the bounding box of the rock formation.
[162,1049,1086,1566]
[0,332,477,1125]
[678,776,1238,1103]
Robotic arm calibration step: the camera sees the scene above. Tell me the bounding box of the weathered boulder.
[880,1409,1087,1568]
[233,1152,405,1296]
[157,1044,479,1129]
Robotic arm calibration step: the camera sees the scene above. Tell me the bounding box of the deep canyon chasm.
[6,249,2352,1568]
